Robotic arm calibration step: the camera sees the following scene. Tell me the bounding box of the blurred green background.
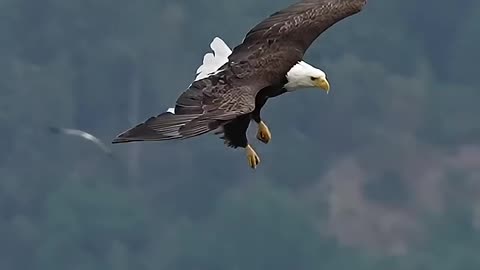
[1,0,480,269]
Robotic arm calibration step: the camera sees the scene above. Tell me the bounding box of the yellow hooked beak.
[315,78,330,93]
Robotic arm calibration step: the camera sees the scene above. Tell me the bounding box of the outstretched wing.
[112,71,259,143]
[229,0,367,62]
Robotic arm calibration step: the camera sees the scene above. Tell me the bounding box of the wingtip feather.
[111,112,204,144]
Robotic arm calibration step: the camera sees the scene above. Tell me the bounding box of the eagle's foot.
[246,144,260,169]
[256,121,271,144]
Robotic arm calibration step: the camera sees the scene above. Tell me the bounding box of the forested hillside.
[1,0,479,269]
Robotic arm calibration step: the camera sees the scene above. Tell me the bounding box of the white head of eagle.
[284,60,330,93]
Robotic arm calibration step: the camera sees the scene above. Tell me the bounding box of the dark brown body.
[221,82,287,148]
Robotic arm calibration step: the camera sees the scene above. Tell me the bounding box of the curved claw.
[256,121,272,144]
[246,145,260,169]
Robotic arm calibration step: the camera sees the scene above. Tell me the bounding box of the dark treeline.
[1,0,479,269]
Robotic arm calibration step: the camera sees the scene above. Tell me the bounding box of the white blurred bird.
[48,126,113,157]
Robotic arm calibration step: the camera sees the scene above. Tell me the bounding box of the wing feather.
[112,74,257,144]
[112,112,198,143]
[229,0,367,62]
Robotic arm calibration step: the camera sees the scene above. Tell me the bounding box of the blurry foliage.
[0,0,479,269]
[364,169,411,207]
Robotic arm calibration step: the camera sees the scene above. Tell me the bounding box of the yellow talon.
[246,144,260,169]
[256,121,272,144]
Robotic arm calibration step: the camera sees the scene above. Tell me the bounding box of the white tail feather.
[210,36,232,58]
[166,37,232,115]
[195,37,232,80]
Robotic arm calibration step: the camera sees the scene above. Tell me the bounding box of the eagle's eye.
[310,76,316,81]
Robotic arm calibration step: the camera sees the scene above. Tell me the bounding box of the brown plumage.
[112,0,367,167]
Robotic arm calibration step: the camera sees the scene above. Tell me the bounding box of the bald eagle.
[112,0,367,169]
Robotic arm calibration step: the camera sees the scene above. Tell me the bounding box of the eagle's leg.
[222,114,261,169]
[252,111,271,144]
[246,144,261,169]
[256,121,272,144]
